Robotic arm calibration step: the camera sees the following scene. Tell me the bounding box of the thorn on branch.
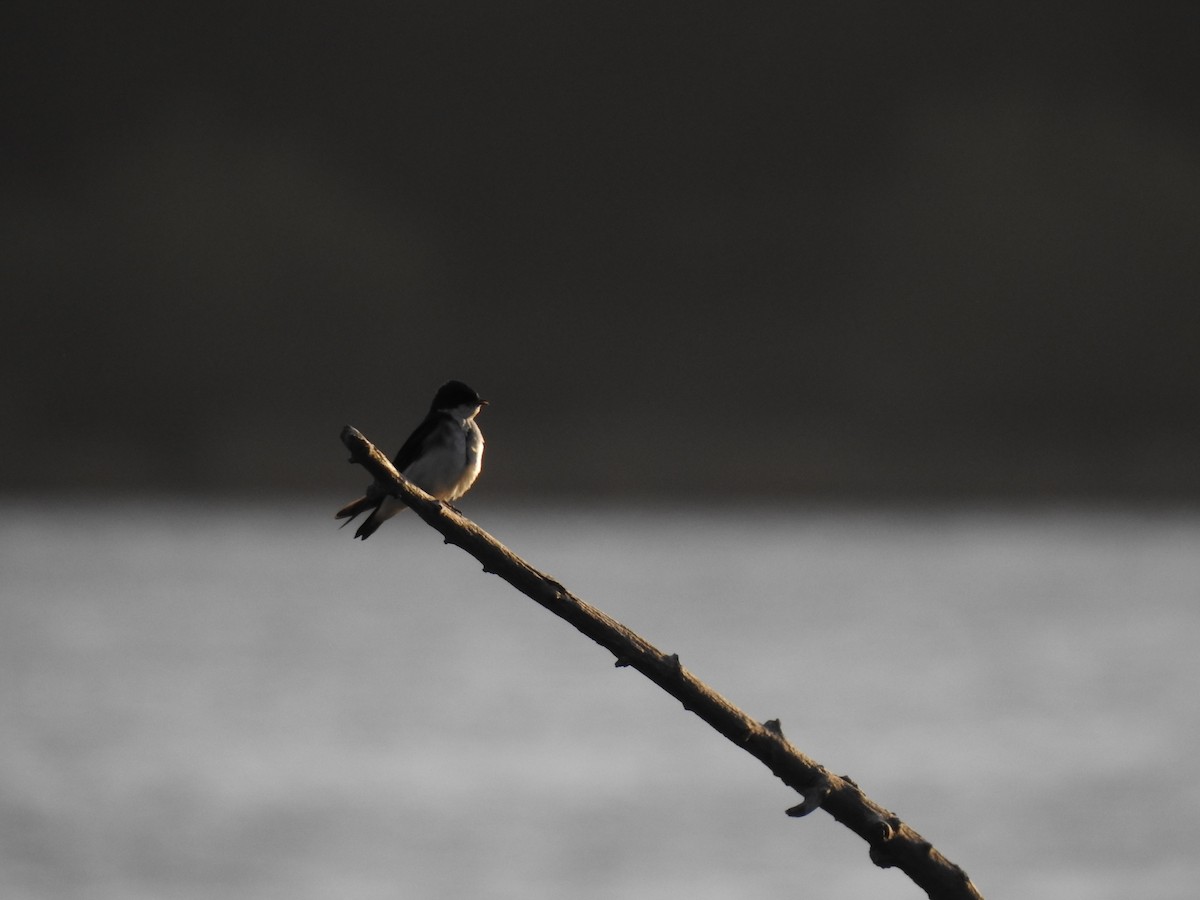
[869,843,898,869]
[762,718,784,736]
[784,774,832,818]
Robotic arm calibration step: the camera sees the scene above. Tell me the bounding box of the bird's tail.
[353,509,385,540]
[335,494,405,539]
[334,496,375,528]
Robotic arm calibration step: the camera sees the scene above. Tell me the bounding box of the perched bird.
[336,380,487,539]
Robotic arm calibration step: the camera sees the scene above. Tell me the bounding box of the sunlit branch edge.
[339,425,984,900]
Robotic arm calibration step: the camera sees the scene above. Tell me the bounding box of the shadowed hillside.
[5,2,1199,499]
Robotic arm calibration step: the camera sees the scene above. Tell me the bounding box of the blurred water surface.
[2,500,1197,900]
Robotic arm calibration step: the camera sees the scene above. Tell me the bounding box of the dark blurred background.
[5,2,1199,502]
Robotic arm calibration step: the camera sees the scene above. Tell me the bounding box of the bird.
[335,380,487,539]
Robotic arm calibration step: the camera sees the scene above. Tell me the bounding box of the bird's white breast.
[402,409,484,501]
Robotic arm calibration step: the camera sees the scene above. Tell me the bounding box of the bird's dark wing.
[391,412,449,472]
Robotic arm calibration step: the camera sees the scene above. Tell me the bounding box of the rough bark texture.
[339,425,985,900]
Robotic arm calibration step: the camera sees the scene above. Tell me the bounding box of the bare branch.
[339,425,984,900]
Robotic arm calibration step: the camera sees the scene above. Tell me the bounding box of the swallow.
[336,380,486,539]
